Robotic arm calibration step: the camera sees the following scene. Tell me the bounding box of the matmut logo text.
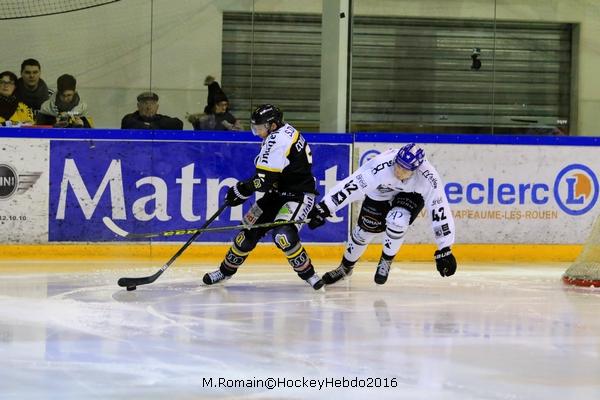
[54,158,344,221]
[55,159,237,222]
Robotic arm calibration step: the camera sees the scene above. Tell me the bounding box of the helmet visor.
[251,123,270,136]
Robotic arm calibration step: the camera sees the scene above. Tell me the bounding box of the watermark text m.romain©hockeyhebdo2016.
[201,376,400,391]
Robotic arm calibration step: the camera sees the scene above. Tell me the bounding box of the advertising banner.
[49,139,351,242]
[0,139,48,243]
[355,142,600,244]
[2,129,597,246]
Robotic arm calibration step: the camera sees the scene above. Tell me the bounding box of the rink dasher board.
[0,129,598,248]
[354,133,600,244]
[0,130,352,245]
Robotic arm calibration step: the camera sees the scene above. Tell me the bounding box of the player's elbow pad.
[247,171,280,193]
[240,173,275,194]
[238,179,258,196]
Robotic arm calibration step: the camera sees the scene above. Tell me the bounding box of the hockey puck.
[127,286,137,291]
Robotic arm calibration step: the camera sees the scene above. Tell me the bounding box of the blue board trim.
[1,128,598,146]
[0,128,354,144]
[354,133,600,146]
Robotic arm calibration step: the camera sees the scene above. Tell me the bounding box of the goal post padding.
[563,216,600,287]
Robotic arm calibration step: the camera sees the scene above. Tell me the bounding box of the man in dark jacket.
[121,91,183,130]
[15,59,52,112]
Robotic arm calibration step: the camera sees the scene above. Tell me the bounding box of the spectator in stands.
[0,71,34,126]
[15,58,52,113]
[121,91,183,130]
[38,74,93,128]
[187,76,242,131]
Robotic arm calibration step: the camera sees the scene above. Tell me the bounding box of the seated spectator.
[187,76,242,131]
[121,91,183,130]
[0,71,34,126]
[38,74,93,128]
[15,58,52,113]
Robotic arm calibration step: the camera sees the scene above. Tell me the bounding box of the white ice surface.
[0,262,599,400]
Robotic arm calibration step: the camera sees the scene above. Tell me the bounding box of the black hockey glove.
[392,192,425,224]
[226,182,251,206]
[307,201,331,230]
[434,247,457,277]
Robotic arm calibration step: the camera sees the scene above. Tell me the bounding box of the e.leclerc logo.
[0,164,18,200]
[553,164,599,216]
[445,163,598,216]
[359,150,380,166]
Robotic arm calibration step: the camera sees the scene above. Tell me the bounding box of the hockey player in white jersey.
[203,104,325,290]
[307,143,457,285]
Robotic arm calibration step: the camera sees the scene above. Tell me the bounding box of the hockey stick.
[103,217,308,239]
[117,203,228,291]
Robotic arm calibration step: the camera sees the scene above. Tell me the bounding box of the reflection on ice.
[0,263,599,399]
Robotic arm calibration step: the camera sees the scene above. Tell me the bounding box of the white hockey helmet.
[395,143,425,171]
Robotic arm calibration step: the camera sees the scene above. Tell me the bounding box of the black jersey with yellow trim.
[254,123,316,194]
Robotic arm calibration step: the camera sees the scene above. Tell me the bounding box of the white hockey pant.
[382,207,410,257]
[343,206,410,262]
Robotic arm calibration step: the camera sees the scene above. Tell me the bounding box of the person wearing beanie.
[37,73,92,128]
[187,75,242,131]
[0,70,34,126]
[57,74,76,93]
[121,91,183,130]
[203,77,228,114]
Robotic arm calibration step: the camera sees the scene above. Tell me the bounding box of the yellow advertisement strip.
[0,243,582,263]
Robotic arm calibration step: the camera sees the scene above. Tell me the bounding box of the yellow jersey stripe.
[256,165,282,173]
[285,130,299,157]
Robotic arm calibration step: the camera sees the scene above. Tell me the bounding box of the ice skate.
[374,258,392,285]
[322,264,354,285]
[203,269,231,285]
[305,273,325,290]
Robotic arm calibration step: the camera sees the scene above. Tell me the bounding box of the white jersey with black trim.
[254,123,316,194]
[321,149,455,249]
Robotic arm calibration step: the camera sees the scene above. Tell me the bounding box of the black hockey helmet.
[251,104,283,127]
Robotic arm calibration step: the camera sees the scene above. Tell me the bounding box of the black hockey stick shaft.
[121,219,308,239]
[117,203,229,288]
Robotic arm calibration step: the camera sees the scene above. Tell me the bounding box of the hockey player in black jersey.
[203,104,325,290]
